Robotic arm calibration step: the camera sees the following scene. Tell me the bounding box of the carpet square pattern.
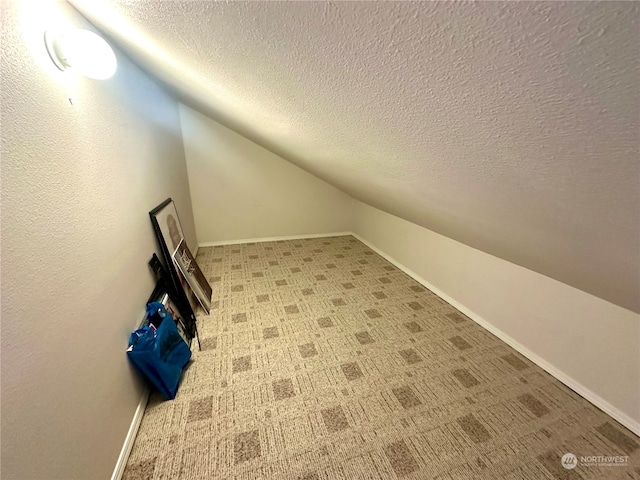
[124,235,639,479]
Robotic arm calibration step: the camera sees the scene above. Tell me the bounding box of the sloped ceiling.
[71,1,639,312]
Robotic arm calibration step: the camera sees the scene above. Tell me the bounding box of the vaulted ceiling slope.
[71,1,639,312]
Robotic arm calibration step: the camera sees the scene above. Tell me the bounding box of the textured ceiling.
[71,1,639,312]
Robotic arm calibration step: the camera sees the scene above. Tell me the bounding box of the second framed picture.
[173,239,212,313]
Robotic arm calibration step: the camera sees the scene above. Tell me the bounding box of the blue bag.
[127,302,192,399]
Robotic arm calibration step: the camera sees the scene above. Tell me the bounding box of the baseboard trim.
[111,388,149,480]
[350,232,640,436]
[198,231,352,248]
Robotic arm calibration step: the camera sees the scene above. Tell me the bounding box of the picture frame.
[150,198,184,257]
[173,239,212,313]
[149,198,200,323]
[147,279,191,347]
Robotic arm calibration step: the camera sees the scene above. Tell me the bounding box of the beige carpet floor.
[124,235,639,479]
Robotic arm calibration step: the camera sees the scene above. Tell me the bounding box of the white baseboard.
[111,388,149,480]
[350,232,640,436]
[198,231,352,248]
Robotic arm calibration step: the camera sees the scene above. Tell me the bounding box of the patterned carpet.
[124,235,640,479]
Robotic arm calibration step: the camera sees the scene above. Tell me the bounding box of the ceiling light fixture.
[44,29,117,79]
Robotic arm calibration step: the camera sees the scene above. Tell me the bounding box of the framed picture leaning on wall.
[149,198,201,321]
[151,198,184,256]
[173,239,212,313]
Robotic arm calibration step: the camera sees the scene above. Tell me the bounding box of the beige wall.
[178,104,354,245]
[1,2,196,479]
[353,201,640,433]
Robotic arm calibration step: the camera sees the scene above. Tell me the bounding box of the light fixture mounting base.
[44,30,67,71]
